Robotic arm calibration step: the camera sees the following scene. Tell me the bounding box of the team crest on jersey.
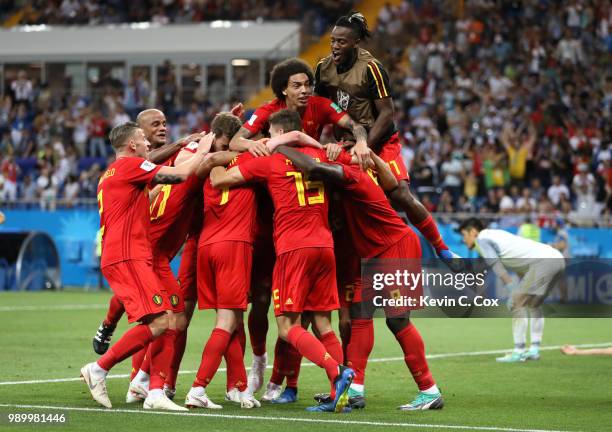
[170,294,179,307]
[152,294,163,305]
[336,89,350,111]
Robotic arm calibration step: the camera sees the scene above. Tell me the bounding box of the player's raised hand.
[249,139,271,157]
[230,102,245,119]
[350,141,371,171]
[198,132,215,155]
[326,143,342,161]
[182,132,205,145]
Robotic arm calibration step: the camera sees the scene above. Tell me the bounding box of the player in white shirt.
[458,218,565,363]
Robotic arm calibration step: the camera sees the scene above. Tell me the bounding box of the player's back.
[265,147,333,255]
[200,153,258,246]
[338,160,412,258]
[149,174,202,260]
[97,157,161,267]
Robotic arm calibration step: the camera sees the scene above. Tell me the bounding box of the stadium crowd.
[0,0,611,226]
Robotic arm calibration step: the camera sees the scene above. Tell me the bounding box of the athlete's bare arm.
[195,151,239,179]
[152,134,213,184]
[368,97,394,147]
[229,127,270,157]
[336,115,370,169]
[209,165,247,189]
[148,132,202,164]
[275,146,346,186]
[266,131,323,153]
[370,150,398,192]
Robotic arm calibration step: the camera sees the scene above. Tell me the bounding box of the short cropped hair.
[270,58,314,101]
[269,109,302,133]
[109,121,140,151]
[457,217,486,233]
[211,112,242,138]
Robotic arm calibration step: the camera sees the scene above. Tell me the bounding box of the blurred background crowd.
[0,0,610,227]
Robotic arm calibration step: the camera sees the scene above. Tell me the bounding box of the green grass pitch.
[1,290,611,432]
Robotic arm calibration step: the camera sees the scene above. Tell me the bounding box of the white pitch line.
[0,403,576,432]
[1,342,610,387]
[0,304,107,312]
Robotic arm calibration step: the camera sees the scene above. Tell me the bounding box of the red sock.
[285,344,302,388]
[270,337,288,386]
[414,215,448,253]
[97,324,153,371]
[346,319,374,385]
[319,331,344,364]
[237,324,246,354]
[130,346,147,380]
[193,328,232,388]
[166,329,187,389]
[395,324,435,391]
[103,295,125,327]
[248,308,268,356]
[140,347,151,374]
[286,326,338,383]
[224,329,248,391]
[149,329,177,390]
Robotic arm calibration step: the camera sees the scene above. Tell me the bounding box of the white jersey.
[476,229,563,273]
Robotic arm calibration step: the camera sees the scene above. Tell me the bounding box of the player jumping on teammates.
[459,218,566,362]
[314,13,453,260]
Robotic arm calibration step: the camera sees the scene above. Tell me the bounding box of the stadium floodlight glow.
[231,59,251,67]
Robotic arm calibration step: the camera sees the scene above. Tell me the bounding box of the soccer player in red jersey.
[185,143,264,410]
[80,121,210,411]
[315,13,455,260]
[230,58,369,399]
[127,114,244,403]
[211,109,355,413]
[270,140,444,411]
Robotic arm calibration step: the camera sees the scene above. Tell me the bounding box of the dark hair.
[269,109,302,133]
[108,121,139,150]
[457,217,485,233]
[211,112,242,139]
[335,12,371,40]
[269,58,314,100]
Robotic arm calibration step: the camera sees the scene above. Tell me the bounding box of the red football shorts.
[272,247,339,316]
[153,257,184,313]
[198,241,252,310]
[102,259,171,323]
[376,132,409,182]
[177,235,198,302]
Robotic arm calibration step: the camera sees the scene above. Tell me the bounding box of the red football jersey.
[200,153,258,246]
[97,157,162,267]
[149,174,203,260]
[337,157,412,258]
[243,96,346,139]
[238,148,333,255]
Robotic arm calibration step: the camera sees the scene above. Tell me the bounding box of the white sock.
[512,308,528,351]
[133,369,149,384]
[189,386,205,397]
[529,306,544,347]
[91,362,108,379]
[148,388,164,400]
[422,384,440,395]
[267,382,281,390]
[349,383,364,393]
[253,353,267,364]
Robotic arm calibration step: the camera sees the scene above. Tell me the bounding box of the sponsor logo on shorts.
[152,294,163,305]
[285,297,293,306]
[170,295,179,307]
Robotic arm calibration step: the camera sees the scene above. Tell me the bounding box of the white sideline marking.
[1,342,610,386]
[0,403,575,432]
[0,304,107,312]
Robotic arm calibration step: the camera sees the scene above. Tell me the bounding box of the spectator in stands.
[11,71,33,106]
[548,175,571,207]
[63,174,80,208]
[36,166,58,211]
